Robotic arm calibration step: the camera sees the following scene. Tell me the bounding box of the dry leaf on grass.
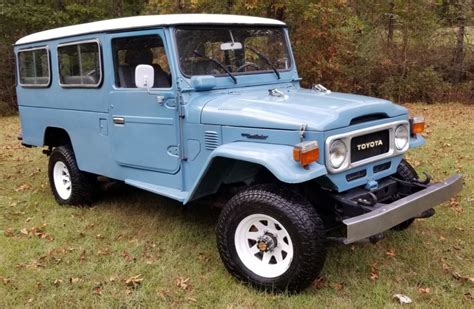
[4,228,14,237]
[69,277,81,284]
[125,274,143,288]
[386,248,396,257]
[370,263,379,281]
[418,287,431,294]
[452,272,474,283]
[176,277,190,290]
[313,277,326,289]
[329,282,344,291]
[15,183,31,192]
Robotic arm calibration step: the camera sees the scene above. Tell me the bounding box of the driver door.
[108,31,180,174]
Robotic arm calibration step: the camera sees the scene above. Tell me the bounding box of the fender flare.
[185,142,327,203]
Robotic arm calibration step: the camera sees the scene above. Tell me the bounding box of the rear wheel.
[391,159,418,231]
[48,146,98,206]
[216,184,326,293]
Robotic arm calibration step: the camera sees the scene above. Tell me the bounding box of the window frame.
[57,39,103,88]
[17,46,52,88]
[111,34,173,90]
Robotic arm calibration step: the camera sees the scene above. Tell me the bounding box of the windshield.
[175,26,292,78]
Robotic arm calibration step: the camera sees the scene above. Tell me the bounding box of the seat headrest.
[125,49,153,66]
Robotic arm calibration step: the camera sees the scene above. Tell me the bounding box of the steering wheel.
[236,62,260,72]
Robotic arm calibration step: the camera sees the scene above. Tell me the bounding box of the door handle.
[113,117,125,125]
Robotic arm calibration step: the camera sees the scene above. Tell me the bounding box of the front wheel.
[216,184,326,293]
[391,159,419,231]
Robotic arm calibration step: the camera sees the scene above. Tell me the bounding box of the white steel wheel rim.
[53,161,72,200]
[234,214,294,278]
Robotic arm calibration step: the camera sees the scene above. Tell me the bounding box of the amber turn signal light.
[410,116,425,135]
[293,141,319,166]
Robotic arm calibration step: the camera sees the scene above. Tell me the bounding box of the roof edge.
[15,14,286,46]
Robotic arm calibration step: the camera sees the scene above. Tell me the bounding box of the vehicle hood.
[200,88,408,131]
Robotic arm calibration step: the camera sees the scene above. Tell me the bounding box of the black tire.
[48,145,98,206]
[216,184,326,293]
[391,159,418,231]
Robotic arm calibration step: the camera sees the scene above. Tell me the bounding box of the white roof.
[16,14,286,45]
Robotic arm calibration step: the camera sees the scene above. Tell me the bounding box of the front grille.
[351,130,389,163]
[373,162,391,173]
[346,169,367,181]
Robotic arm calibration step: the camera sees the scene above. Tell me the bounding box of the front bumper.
[343,174,463,244]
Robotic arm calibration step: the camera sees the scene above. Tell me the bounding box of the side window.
[58,41,101,87]
[18,47,50,87]
[112,35,172,88]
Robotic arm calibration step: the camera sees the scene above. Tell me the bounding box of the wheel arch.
[43,127,72,148]
[185,142,327,203]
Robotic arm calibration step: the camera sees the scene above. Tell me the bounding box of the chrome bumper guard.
[343,174,463,244]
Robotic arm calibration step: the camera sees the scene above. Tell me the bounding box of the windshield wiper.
[246,46,280,80]
[193,50,237,84]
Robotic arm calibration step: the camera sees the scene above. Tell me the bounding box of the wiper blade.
[246,46,280,80]
[193,50,237,84]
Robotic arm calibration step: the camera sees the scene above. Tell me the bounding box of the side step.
[125,179,188,203]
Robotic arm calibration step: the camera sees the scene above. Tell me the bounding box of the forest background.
[0,0,472,112]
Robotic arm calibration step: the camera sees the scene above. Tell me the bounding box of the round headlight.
[329,139,347,169]
[395,125,409,150]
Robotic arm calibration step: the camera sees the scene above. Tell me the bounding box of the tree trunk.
[452,9,466,83]
[387,1,395,48]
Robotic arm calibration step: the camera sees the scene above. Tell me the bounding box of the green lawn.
[0,103,472,307]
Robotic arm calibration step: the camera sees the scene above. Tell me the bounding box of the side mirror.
[191,75,217,91]
[135,64,154,89]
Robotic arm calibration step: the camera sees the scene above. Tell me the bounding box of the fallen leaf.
[125,274,143,288]
[15,183,31,192]
[418,287,431,294]
[176,277,190,290]
[80,250,86,263]
[464,292,473,301]
[1,277,10,285]
[329,282,344,291]
[4,228,14,237]
[386,248,396,257]
[393,294,413,304]
[69,277,81,284]
[53,279,63,287]
[93,287,102,296]
[452,272,474,283]
[313,277,326,289]
[370,263,379,281]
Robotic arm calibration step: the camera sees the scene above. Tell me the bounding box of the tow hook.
[369,233,384,244]
[417,208,435,219]
[415,172,432,185]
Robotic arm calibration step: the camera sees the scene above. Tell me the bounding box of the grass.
[0,103,473,307]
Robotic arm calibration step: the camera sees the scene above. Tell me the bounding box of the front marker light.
[329,139,347,169]
[293,141,319,166]
[394,125,409,150]
[410,116,425,135]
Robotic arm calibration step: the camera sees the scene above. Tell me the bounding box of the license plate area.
[351,130,389,163]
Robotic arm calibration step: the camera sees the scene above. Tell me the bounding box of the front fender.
[185,142,327,203]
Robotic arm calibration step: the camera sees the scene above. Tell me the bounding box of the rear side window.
[18,47,50,87]
[58,41,102,87]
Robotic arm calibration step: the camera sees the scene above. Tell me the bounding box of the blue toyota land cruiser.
[14,14,463,292]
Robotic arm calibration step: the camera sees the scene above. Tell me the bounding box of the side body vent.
[204,131,220,150]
